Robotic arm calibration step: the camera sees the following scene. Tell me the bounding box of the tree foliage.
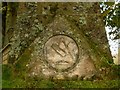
[100,2,120,40]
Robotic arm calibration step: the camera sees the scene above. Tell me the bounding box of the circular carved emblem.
[44,35,79,72]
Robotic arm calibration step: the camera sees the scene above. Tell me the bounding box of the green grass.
[2,77,119,88]
[2,64,119,88]
[2,64,120,88]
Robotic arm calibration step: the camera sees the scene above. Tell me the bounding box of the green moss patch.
[2,64,119,88]
[2,78,119,88]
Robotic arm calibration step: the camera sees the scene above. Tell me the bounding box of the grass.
[2,63,120,88]
[2,78,119,88]
[2,65,119,89]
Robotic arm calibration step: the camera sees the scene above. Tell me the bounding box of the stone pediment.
[26,16,96,80]
[3,2,119,88]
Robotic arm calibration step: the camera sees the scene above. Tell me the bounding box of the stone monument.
[5,2,113,80]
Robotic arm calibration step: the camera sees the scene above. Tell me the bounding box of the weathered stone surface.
[26,16,97,80]
[4,2,113,80]
[44,35,79,71]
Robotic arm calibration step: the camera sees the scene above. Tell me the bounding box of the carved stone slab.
[27,16,96,80]
[44,35,79,72]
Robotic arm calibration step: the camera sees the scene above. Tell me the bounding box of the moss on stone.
[2,2,118,88]
[13,45,34,79]
[2,78,119,88]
